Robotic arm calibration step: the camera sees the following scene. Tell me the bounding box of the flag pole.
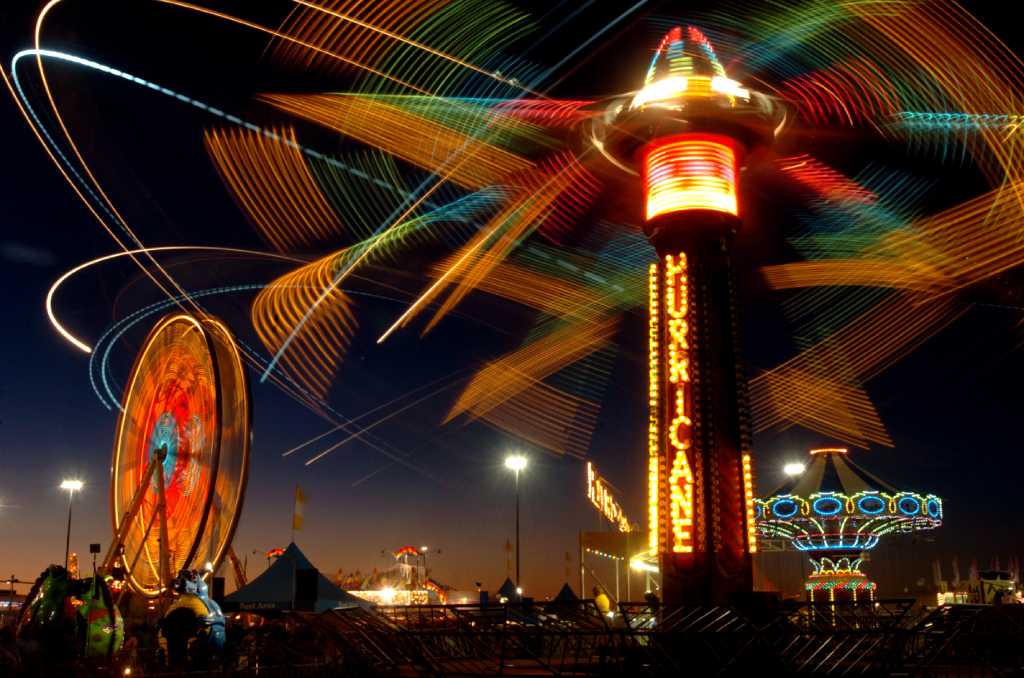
[291,484,296,543]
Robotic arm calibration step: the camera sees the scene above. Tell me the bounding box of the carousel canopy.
[768,447,896,497]
[224,542,369,613]
[757,447,943,548]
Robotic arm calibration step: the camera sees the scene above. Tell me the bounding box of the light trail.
[281,368,469,457]
[375,148,598,344]
[10,48,425,202]
[4,44,449,401]
[290,0,548,99]
[1,54,189,323]
[155,0,431,95]
[32,0,207,323]
[258,113,525,381]
[85,284,444,485]
[47,246,304,354]
[305,375,464,466]
[252,1,649,377]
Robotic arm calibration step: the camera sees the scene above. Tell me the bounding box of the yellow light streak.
[446,316,618,423]
[205,126,344,251]
[46,247,304,353]
[252,253,358,400]
[156,0,431,95]
[261,94,533,190]
[290,0,546,98]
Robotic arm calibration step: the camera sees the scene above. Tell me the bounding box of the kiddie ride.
[161,569,227,665]
[15,565,125,663]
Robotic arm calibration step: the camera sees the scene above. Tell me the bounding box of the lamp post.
[60,479,83,570]
[783,462,806,477]
[504,454,527,589]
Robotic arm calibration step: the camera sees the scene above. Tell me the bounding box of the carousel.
[756,447,943,603]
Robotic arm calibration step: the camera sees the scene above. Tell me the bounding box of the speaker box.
[295,568,319,610]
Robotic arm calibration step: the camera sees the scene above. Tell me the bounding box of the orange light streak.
[290,0,545,98]
[810,447,848,456]
[261,93,532,190]
[428,257,613,324]
[156,0,431,95]
[377,151,595,344]
[475,379,600,459]
[204,126,344,251]
[446,316,618,424]
[269,0,440,78]
[421,160,593,335]
[252,254,358,400]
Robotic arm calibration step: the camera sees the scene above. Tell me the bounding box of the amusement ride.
[756,448,943,602]
[104,313,251,598]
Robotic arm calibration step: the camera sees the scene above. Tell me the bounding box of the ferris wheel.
[103,314,251,597]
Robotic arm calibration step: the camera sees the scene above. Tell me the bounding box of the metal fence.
[5,599,1024,676]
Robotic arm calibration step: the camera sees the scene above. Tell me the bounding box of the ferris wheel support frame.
[102,444,172,593]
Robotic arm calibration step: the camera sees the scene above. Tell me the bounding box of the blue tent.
[224,542,369,613]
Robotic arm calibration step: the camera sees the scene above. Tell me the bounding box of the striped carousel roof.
[769,447,897,498]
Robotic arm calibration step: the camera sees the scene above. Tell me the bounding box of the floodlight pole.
[514,468,521,588]
[63,490,75,571]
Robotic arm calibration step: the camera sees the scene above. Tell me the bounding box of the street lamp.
[504,454,528,590]
[783,462,806,477]
[60,479,83,570]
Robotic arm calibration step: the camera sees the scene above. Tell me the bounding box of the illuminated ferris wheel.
[103,314,251,597]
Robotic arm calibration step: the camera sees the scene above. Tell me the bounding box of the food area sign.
[587,462,633,532]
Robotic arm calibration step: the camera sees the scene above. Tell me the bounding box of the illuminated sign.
[643,135,739,220]
[586,462,633,532]
[742,453,757,553]
[664,253,695,553]
[647,263,660,554]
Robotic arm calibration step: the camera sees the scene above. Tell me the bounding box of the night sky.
[1,1,1022,599]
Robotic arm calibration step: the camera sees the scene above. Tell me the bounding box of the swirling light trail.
[32,0,206,322]
[155,0,431,95]
[281,368,469,458]
[47,246,304,354]
[289,0,545,97]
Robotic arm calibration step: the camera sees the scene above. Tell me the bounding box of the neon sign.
[664,253,694,553]
[587,462,632,532]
